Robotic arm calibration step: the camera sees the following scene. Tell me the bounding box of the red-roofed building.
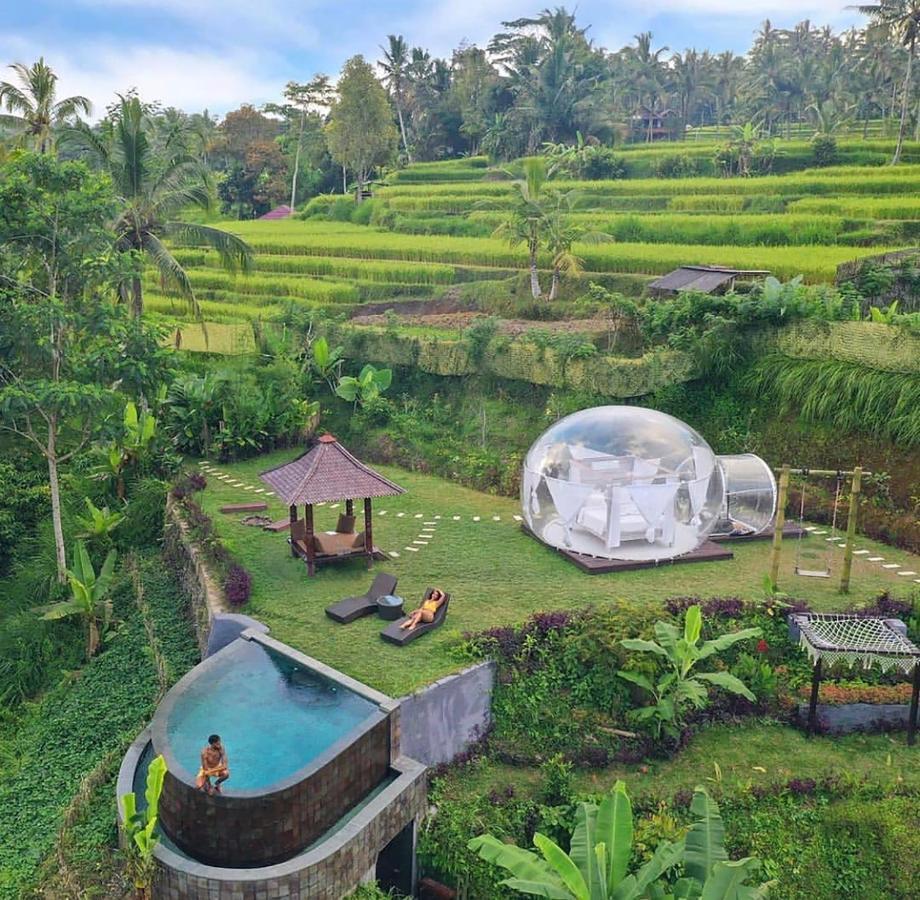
[259,204,293,220]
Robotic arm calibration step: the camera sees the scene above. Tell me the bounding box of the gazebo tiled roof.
[259,435,405,506]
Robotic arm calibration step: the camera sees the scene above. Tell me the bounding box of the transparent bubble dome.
[522,406,725,562]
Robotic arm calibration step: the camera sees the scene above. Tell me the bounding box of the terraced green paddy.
[153,144,918,325]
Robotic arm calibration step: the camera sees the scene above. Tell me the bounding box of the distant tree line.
[1,3,918,217]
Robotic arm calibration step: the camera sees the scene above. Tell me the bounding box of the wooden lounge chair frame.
[380,588,450,646]
[325,572,398,624]
[220,502,268,514]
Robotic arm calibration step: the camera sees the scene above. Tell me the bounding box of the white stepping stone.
[396,512,405,517]
[492,516,501,521]
[513,514,523,521]
[813,530,827,535]
[378,510,388,516]
[803,526,816,531]
[434,515,441,520]
[255,488,264,493]
[452,515,461,520]
[413,540,428,546]
[824,536,840,542]
[414,513,423,519]
[330,503,339,509]
[404,546,419,552]
[867,557,884,562]
[265,492,275,497]
[423,521,437,525]
[244,486,255,491]
[853,550,869,555]
[472,516,480,522]
[897,571,917,576]
[388,551,400,558]
[882,563,900,569]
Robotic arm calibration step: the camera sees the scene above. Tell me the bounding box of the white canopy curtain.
[523,466,542,517]
[544,476,595,546]
[628,482,679,543]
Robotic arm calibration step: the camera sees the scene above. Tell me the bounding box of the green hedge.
[324,324,699,398]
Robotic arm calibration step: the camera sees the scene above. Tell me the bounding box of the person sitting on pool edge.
[400,588,446,631]
[196,734,230,794]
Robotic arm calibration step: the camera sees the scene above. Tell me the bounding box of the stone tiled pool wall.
[149,630,400,870]
[119,731,427,900]
[158,713,391,866]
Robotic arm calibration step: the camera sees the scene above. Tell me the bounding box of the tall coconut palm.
[0,58,91,153]
[493,156,551,298]
[380,35,413,162]
[66,95,252,317]
[850,1,920,163]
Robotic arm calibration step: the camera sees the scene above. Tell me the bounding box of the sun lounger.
[220,502,268,514]
[263,518,291,532]
[380,589,450,645]
[325,572,398,624]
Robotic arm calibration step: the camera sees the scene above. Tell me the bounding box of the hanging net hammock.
[791,613,920,675]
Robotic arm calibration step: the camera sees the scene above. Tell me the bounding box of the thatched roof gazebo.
[260,435,405,576]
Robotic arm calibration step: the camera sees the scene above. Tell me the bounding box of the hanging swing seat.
[795,566,830,578]
[793,472,842,580]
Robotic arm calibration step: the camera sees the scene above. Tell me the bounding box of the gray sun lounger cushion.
[325,572,398,624]
[380,589,450,645]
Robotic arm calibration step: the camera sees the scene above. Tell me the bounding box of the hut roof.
[259,435,405,505]
[259,205,293,220]
[649,265,769,294]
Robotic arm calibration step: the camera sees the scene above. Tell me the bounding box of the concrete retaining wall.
[162,498,227,655]
[397,661,495,766]
[798,702,912,735]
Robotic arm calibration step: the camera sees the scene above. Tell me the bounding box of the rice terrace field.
[147,146,920,326]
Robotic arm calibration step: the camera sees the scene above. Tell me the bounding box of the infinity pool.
[163,639,377,790]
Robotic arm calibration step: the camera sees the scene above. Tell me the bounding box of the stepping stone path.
[513,515,523,522]
[452,516,461,520]
[882,563,900,569]
[492,516,501,521]
[404,546,419,552]
[897,571,917,576]
[853,550,869,555]
[867,557,884,562]
[472,516,480,522]
[388,551,400,558]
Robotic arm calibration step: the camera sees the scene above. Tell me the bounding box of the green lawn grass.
[198,450,918,697]
[433,722,920,803]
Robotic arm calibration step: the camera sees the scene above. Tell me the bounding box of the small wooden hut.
[648,265,769,298]
[260,435,405,576]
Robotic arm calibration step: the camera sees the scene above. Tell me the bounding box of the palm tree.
[0,58,90,154]
[492,156,552,298]
[850,2,920,163]
[380,35,413,162]
[66,95,252,317]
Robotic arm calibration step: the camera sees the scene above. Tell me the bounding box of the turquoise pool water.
[164,641,377,790]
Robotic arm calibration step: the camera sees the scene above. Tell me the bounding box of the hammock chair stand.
[791,613,920,745]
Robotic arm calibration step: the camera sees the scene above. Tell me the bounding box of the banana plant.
[311,336,345,393]
[617,606,761,739]
[120,754,167,899]
[470,780,683,899]
[868,300,899,324]
[36,540,117,657]
[75,496,125,540]
[335,364,393,407]
[470,783,771,899]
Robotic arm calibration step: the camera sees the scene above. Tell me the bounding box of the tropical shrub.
[469,782,771,899]
[617,605,761,739]
[120,754,167,898]
[811,135,838,167]
[36,540,118,658]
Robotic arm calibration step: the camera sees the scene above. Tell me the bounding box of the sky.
[0,0,865,117]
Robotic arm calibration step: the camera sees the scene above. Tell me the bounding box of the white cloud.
[0,36,288,116]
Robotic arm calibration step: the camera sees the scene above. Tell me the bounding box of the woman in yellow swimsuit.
[400,588,446,631]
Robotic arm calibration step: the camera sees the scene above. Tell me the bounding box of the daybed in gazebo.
[791,613,920,745]
[260,434,405,576]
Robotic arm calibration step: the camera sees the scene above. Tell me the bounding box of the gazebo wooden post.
[364,497,373,568]
[289,504,298,557]
[304,503,316,577]
[908,662,920,747]
[346,499,354,517]
[807,658,823,737]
